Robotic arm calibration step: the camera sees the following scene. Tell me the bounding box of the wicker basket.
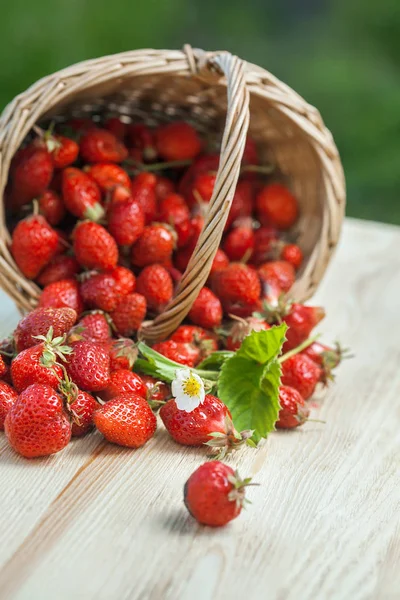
[0,46,345,343]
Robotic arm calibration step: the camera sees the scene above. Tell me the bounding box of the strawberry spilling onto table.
[1,116,347,526]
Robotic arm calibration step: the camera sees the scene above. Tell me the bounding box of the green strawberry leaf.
[217,324,287,443]
[197,351,234,371]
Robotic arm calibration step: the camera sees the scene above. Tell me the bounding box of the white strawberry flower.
[171,368,205,412]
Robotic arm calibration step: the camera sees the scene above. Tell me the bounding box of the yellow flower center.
[182,374,202,397]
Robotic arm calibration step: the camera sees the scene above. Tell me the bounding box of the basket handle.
[140,46,250,343]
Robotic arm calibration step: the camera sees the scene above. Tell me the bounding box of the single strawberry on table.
[5,383,71,458]
[184,461,254,527]
[11,214,59,279]
[99,369,146,402]
[94,393,156,448]
[276,385,310,429]
[281,354,322,400]
[70,390,99,437]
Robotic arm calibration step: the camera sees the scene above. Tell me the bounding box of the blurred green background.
[1,0,399,223]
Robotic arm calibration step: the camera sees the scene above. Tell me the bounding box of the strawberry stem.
[278,334,320,364]
[126,158,193,173]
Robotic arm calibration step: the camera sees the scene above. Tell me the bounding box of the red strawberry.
[256,183,298,230]
[173,214,205,272]
[54,229,71,255]
[94,393,156,448]
[11,214,59,279]
[223,226,255,262]
[70,390,98,437]
[210,249,230,275]
[73,221,118,271]
[276,385,310,429]
[12,145,53,206]
[281,354,322,400]
[38,190,66,226]
[155,121,201,161]
[225,180,254,229]
[212,263,261,317]
[71,312,111,344]
[170,325,218,359]
[86,163,131,194]
[80,266,135,312]
[131,224,175,267]
[51,135,79,169]
[37,255,80,287]
[192,172,216,205]
[107,338,138,372]
[62,167,104,221]
[80,128,128,163]
[136,264,173,313]
[302,341,342,370]
[131,172,157,224]
[0,355,8,379]
[152,340,200,367]
[157,193,191,248]
[178,154,219,206]
[251,226,278,265]
[258,260,296,295]
[140,374,170,405]
[0,382,18,430]
[11,343,63,393]
[188,287,223,330]
[107,199,145,246]
[184,461,252,526]
[99,369,146,402]
[127,124,156,161]
[110,293,147,337]
[5,383,71,458]
[242,136,259,166]
[104,117,127,140]
[14,306,77,352]
[155,175,175,201]
[108,184,132,205]
[39,279,84,314]
[226,316,270,351]
[66,341,110,392]
[283,303,326,351]
[281,243,303,270]
[64,117,94,133]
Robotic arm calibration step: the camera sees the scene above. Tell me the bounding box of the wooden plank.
[0,218,399,600]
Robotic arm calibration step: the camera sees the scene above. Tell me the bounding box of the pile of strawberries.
[0,115,344,526]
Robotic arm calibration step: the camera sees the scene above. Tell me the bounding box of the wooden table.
[0,218,399,600]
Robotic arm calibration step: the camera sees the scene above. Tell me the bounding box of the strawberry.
[136,264,173,313]
[283,303,326,351]
[301,341,344,382]
[0,382,18,430]
[170,325,218,359]
[192,172,216,205]
[73,221,118,271]
[226,316,270,351]
[85,163,131,194]
[173,214,205,272]
[157,193,191,247]
[0,355,8,378]
[104,117,127,140]
[281,354,322,400]
[99,369,146,402]
[155,121,201,161]
[11,343,64,393]
[225,180,254,229]
[251,226,278,265]
[184,461,253,526]
[109,184,132,205]
[37,255,80,287]
[212,263,261,317]
[94,394,156,448]
[130,172,157,224]
[66,341,110,392]
[242,136,259,166]
[258,260,296,296]
[51,135,79,169]
[131,224,175,267]
[14,306,77,352]
[140,374,170,405]
[5,384,71,458]
[223,226,255,262]
[281,243,303,270]
[188,287,223,330]
[178,154,219,206]
[11,145,53,206]
[54,229,71,255]
[152,340,200,367]
[155,176,175,201]
[110,293,147,337]
[210,249,230,275]
[38,190,66,226]
[80,128,128,163]
[127,124,156,162]
[64,117,94,133]
[80,267,135,312]
[107,338,138,372]
[71,312,111,344]
[256,183,298,230]
[276,385,310,429]
[70,390,99,437]
[107,198,145,246]
[11,214,59,279]
[39,279,84,315]
[62,168,104,221]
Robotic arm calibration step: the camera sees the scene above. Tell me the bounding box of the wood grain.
[0,218,399,600]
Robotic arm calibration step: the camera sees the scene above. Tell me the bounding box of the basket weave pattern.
[0,46,345,343]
